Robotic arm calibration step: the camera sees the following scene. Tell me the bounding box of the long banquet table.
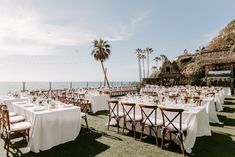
[11,101,81,153]
[85,94,109,113]
[201,97,222,124]
[117,98,211,153]
[0,96,28,111]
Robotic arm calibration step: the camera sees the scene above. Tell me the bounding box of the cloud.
[0,1,148,57]
[106,12,149,41]
[0,3,97,57]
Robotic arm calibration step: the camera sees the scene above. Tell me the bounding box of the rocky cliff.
[175,20,235,83]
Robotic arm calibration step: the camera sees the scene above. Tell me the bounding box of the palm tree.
[141,54,146,78]
[91,38,111,88]
[153,56,161,71]
[160,54,166,65]
[195,46,206,54]
[145,47,154,78]
[136,48,142,82]
[151,66,157,78]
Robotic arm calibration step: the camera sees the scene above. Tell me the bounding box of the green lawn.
[1,98,235,157]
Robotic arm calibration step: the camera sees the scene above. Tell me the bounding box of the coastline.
[0,81,135,94]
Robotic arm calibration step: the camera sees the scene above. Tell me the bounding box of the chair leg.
[107,117,111,130]
[5,134,10,157]
[161,129,165,149]
[133,124,136,140]
[154,127,158,146]
[140,124,144,141]
[122,119,126,134]
[84,116,88,128]
[180,134,185,156]
[117,119,120,134]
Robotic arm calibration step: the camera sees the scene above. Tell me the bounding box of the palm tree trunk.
[147,52,149,78]
[138,58,142,82]
[100,61,110,89]
[156,60,158,71]
[142,58,145,78]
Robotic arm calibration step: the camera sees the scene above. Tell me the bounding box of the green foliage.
[206,20,235,52]
[91,38,111,62]
[231,43,235,52]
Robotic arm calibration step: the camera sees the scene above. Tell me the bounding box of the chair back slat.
[121,102,136,121]
[1,106,10,130]
[107,100,119,117]
[159,106,184,131]
[80,99,90,113]
[139,104,158,126]
[79,94,86,99]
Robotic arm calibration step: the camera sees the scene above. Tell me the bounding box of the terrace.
[1,96,235,157]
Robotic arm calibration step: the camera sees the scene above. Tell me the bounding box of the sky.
[0,0,234,82]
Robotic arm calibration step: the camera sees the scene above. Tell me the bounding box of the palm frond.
[91,38,111,62]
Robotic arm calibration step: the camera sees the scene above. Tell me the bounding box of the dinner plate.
[33,107,46,111]
[23,104,34,107]
[64,104,73,108]
[17,102,27,105]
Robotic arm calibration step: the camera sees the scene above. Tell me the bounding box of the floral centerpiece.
[13,91,20,98]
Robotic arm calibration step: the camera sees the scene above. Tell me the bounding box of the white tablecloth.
[0,96,28,111]
[86,94,110,113]
[222,87,231,96]
[202,97,222,124]
[214,92,224,111]
[182,106,211,153]
[11,102,81,153]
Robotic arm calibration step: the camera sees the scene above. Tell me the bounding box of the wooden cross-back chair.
[121,102,142,139]
[67,91,73,98]
[139,104,162,146]
[77,99,90,128]
[73,92,79,99]
[184,96,202,106]
[169,95,178,103]
[206,92,215,97]
[79,94,86,99]
[30,90,40,96]
[1,106,31,156]
[51,90,58,100]
[41,90,50,99]
[158,106,187,156]
[107,100,123,133]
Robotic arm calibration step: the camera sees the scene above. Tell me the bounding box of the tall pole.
[136,48,143,83]
[49,82,52,90]
[142,54,146,79]
[70,82,72,88]
[147,51,149,78]
[138,57,142,82]
[145,48,154,78]
[22,82,25,92]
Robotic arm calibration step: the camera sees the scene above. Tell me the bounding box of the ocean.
[0,81,133,95]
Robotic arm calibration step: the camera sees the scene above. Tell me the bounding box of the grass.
[1,97,235,157]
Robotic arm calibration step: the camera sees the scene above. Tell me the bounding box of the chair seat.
[125,115,142,122]
[10,115,25,123]
[9,112,17,117]
[111,111,124,117]
[165,122,188,132]
[143,118,163,126]
[10,121,31,132]
[81,112,86,118]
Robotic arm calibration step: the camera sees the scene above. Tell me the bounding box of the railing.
[0,81,135,95]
